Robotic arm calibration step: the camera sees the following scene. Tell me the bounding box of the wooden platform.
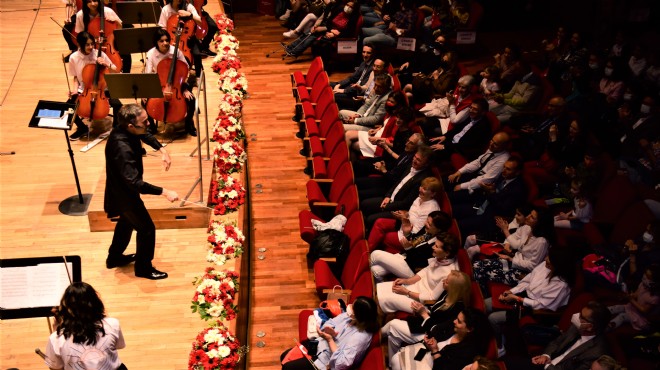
[87,144,214,231]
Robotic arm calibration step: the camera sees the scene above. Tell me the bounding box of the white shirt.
[458,150,510,191]
[451,119,475,144]
[511,229,549,272]
[391,167,421,201]
[45,317,125,370]
[397,197,440,240]
[413,259,458,301]
[68,49,114,91]
[545,335,595,368]
[74,8,122,33]
[510,261,570,310]
[158,4,199,28]
[145,45,189,73]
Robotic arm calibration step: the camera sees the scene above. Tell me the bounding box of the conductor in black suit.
[360,146,434,230]
[104,104,179,280]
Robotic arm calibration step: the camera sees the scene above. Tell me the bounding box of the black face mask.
[385,103,396,115]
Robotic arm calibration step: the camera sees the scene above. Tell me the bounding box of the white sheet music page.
[0,262,73,309]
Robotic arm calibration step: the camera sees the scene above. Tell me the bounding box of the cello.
[146,22,189,125]
[86,0,122,72]
[192,0,209,41]
[77,39,111,120]
[165,0,195,63]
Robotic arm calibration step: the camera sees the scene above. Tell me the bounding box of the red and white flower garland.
[191,267,240,320]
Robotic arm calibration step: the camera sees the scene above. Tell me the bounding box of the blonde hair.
[421,177,443,194]
[594,355,625,370]
[441,270,471,310]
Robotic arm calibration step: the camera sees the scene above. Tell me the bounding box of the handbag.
[326,285,350,303]
[319,298,346,317]
[479,242,504,256]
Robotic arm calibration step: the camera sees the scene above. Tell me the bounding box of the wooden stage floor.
[0,1,326,369]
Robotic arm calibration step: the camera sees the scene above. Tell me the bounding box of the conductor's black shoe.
[201,48,217,57]
[69,127,89,141]
[186,124,198,137]
[106,254,137,269]
[135,267,168,280]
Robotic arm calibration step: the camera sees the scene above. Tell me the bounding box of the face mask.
[640,104,651,115]
[344,6,353,14]
[643,231,654,243]
[604,67,613,77]
[588,63,599,70]
[385,103,396,114]
[570,312,583,330]
[623,93,633,101]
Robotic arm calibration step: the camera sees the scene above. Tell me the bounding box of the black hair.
[153,28,171,46]
[351,296,380,333]
[428,211,452,232]
[54,282,106,345]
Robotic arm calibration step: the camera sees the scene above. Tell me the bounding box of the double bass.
[146,22,189,125]
[166,0,195,63]
[86,0,122,72]
[77,40,110,120]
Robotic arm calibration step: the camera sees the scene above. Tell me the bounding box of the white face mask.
[604,67,613,77]
[589,63,599,70]
[640,104,651,115]
[643,231,654,243]
[570,312,583,329]
[623,93,633,101]
[344,6,353,14]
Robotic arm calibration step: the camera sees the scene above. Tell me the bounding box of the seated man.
[361,0,417,49]
[447,132,511,193]
[504,300,610,370]
[355,132,424,201]
[490,61,542,123]
[335,57,389,111]
[429,97,493,163]
[332,44,375,96]
[360,146,434,229]
[339,73,392,132]
[452,156,527,237]
[418,75,479,138]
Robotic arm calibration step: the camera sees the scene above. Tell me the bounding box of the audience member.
[376,234,459,314]
[370,211,453,282]
[447,132,511,193]
[340,73,393,131]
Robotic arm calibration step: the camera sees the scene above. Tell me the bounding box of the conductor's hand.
[160,148,171,171]
[162,189,179,202]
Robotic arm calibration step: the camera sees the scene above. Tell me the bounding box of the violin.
[86,0,122,72]
[192,0,208,41]
[77,43,111,120]
[166,0,195,63]
[146,22,189,125]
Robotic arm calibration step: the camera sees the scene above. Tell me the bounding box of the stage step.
[88,206,210,232]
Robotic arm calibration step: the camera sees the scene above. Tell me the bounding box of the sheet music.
[0,262,73,309]
[37,113,70,129]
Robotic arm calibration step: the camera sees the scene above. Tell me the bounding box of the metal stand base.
[58,193,93,216]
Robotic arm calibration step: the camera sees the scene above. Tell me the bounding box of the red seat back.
[344,211,365,248]
[337,184,359,217]
[349,271,374,302]
[340,240,370,290]
[456,249,473,278]
[306,57,325,86]
[327,162,354,203]
[470,281,485,311]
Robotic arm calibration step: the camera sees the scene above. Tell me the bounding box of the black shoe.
[187,125,198,137]
[201,48,217,57]
[69,127,89,141]
[106,254,137,269]
[303,166,312,175]
[135,267,168,280]
[295,131,305,139]
[140,148,147,156]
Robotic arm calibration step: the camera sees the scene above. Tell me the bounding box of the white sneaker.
[497,345,506,358]
[283,30,298,38]
[279,9,291,21]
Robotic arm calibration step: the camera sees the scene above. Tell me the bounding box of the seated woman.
[472,207,553,293]
[382,270,471,360]
[405,51,459,105]
[463,204,531,260]
[370,211,452,283]
[376,233,460,314]
[485,247,574,352]
[462,356,501,370]
[45,282,127,370]
[282,1,359,58]
[369,176,443,252]
[281,296,380,370]
[391,308,492,370]
[345,93,410,161]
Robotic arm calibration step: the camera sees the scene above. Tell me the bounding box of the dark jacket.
[444,115,493,161]
[384,166,433,212]
[543,326,608,370]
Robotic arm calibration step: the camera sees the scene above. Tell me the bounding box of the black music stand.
[28,100,92,216]
[105,73,163,101]
[113,26,162,55]
[115,1,161,25]
[0,255,82,320]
